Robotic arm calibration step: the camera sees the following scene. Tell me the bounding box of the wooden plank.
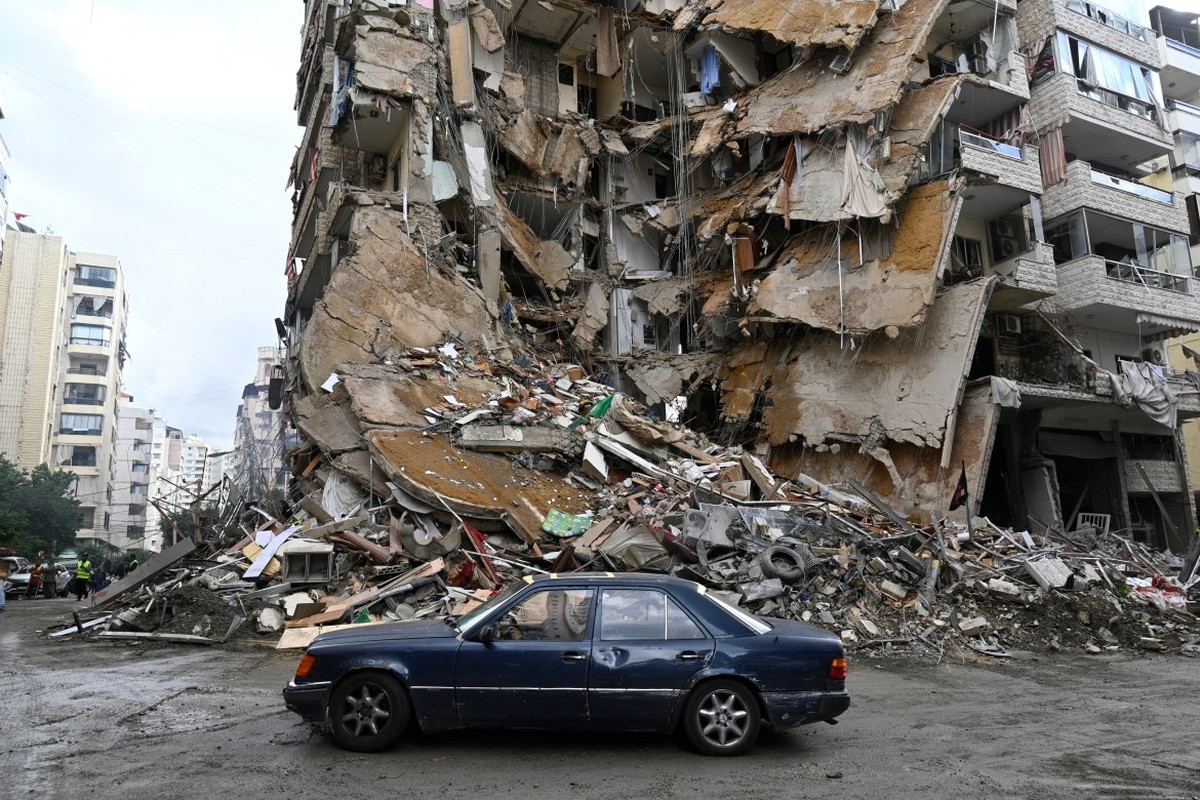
[276,621,390,650]
[740,452,776,496]
[97,631,217,645]
[670,440,720,465]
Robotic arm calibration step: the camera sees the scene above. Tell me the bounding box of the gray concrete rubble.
[50,342,1199,659]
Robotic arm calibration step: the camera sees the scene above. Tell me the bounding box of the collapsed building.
[279,0,1200,563]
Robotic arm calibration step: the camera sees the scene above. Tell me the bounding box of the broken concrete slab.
[1024,558,1074,591]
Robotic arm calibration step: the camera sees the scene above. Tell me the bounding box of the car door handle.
[676,651,702,661]
[560,651,587,662]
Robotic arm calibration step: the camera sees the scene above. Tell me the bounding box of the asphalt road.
[1,597,1196,800]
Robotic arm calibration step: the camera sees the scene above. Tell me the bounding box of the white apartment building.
[231,346,289,498]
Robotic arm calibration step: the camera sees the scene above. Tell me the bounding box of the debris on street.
[50,344,1200,661]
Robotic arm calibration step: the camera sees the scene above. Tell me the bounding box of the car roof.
[526,572,706,591]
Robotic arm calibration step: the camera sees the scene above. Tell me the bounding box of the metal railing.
[1104,258,1188,292]
[1089,167,1173,203]
[959,127,1023,160]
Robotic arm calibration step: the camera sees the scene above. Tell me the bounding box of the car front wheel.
[328,671,410,752]
[683,679,761,756]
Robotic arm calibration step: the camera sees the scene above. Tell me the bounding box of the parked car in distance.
[284,572,849,755]
[3,559,72,597]
[2,556,31,597]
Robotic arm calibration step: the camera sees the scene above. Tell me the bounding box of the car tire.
[683,679,761,756]
[758,545,806,583]
[328,671,410,753]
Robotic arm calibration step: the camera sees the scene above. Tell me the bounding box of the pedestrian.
[74,554,93,602]
[25,562,42,599]
[42,561,60,598]
[0,558,8,612]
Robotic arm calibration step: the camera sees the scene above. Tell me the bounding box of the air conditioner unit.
[998,314,1022,335]
[993,218,1016,238]
[829,53,852,75]
[1142,346,1167,366]
[999,237,1020,259]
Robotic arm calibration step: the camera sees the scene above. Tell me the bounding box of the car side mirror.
[477,624,498,644]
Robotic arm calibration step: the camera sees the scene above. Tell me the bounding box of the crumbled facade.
[280,0,1200,556]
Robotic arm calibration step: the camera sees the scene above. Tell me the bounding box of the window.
[950,236,984,279]
[64,383,105,406]
[69,323,111,347]
[131,483,148,495]
[60,413,103,435]
[131,462,149,475]
[75,265,117,288]
[493,589,592,642]
[77,508,95,529]
[128,504,145,516]
[70,446,97,466]
[103,512,111,531]
[1060,32,1161,121]
[126,525,145,539]
[599,589,706,641]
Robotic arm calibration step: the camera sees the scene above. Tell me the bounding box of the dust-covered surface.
[3,599,1197,800]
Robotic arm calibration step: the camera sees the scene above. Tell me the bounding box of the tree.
[0,454,80,556]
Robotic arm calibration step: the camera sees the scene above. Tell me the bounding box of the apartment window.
[75,264,117,288]
[103,512,111,531]
[64,383,106,406]
[130,483,148,495]
[128,504,145,516]
[60,413,103,435]
[69,323,112,347]
[1058,32,1161,122]
[1065,0,1149,41]
[73,296,114,319]
[77,508,95,529]
[950,237,984,279]
[69,446,97,467]
[126,525,146,540]
[131,462,149,475]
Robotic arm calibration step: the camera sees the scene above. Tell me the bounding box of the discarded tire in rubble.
[759,546,806,583]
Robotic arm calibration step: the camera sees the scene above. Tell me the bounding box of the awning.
[1135,311,1200,337]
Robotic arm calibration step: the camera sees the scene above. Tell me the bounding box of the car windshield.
[703,591,772,634]
[453,583,524,634]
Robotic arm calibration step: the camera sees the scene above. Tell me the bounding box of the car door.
[455,587,594,727]
[587,588,715,731]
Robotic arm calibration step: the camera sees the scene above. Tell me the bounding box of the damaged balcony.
[1042,160,1189,230]
[1027,0,1160,65]
[1045,208,1198,328]
[925,0,1028,98]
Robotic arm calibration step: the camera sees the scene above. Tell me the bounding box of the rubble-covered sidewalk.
[54,343,1200,660]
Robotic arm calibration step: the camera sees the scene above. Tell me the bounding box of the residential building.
[0,231,70,469]
[0,80,10,255]
[54,250,128,552]
[280,0,1200,555]
[112,402,157,552]
[230,346,288,499]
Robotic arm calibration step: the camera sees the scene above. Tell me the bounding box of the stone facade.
[1041,159,1190,231]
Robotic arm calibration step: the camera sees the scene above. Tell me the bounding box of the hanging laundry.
[596,7,621,78]
[700,45,720,95]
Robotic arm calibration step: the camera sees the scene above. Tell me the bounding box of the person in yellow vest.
[74,555,92,601]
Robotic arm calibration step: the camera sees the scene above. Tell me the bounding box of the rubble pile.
[55,343,1200,659]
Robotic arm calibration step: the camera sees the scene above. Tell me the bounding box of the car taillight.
[295,653,316,679]
[829,657,847,681]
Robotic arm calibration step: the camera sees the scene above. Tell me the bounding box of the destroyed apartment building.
[275,0,1200,574]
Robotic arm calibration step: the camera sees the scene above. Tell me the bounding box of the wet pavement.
[1,596,1197,799]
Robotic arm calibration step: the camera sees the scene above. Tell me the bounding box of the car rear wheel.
[683,679,761,756]
[328,671,410,752]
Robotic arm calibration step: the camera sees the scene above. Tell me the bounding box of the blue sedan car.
[283,572,849,756]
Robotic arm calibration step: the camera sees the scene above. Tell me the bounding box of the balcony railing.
[75,308,113,320]
[1165,35,1200,57]
[1076,81,1159,124]
[1066,0,1153,44]
[959,127,1023,160]
[1104,258,1188,292]
[66,367,107,377]
[73,277,116,289]
[1089,167,1173,204]
[60,427,102,436]
[63,396,105,406]
[69,337,111,347]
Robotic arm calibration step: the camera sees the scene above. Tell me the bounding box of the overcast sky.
[0,0,298,449]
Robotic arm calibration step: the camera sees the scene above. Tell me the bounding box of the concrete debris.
[49,342,1200,661]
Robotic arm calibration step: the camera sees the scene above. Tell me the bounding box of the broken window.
[70,446,97,467]
[949,236,984,280]
[1060,32,1161,122]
